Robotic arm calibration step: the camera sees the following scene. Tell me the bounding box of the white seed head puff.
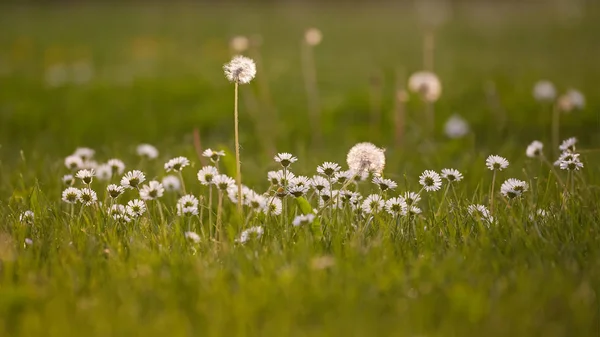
[224,55,256,84]
[346,142,386,176]
[408,71,442,102]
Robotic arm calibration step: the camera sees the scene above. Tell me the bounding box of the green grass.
[1,3,600,336]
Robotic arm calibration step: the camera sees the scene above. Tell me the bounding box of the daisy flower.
[197,166,219,186]
[292,213,316,227]
[467,204,494,223]
[62,187,81,204]
[486,155,509,171]
[236,226,264,244]
[213,174,236,191]
[62,174,75,186]
[346,142,386,176]
[81,160,98,170]
[290,176,311,187]
[165,156,190,172]
[333,170,355,185]
[109,204,131,222]
[223,55,257,84]
[361,194,385,214]
[274,153,298,168]
[107,184,125,199]
[441,168,463,182]
[268,170,295,186]
[78,188,98,206]
[202,149,226,163]
[162,175,181,192]
[75,169,95,185]
[444,114,470,139]
[310,175,330,192]
[533,80,556,102]
[107,159,126,175]
[419,170,442,192]
[500,178,529,199]
[526,141,544,158]
[227,185,254,204]
[177,195,199,216]
[408,71,442,102]
[559,155,584,171]
[247,193,267,211]
[559,137,577,153]
[19,210,34,224]
[139,181,165,200]
[288,184,309,198]
[137,144,159,159]
[184,231,201,244]
[264,198,283,215]
[73,147,95,161]
[385,197,407,216]
[402,192,421,206]
[318,190,342,210]
[121,170,146,189]
[349,194,364,211]
[126,199,146,217]
[64,155,84,170]
[404,206,422,216]
[317,162,341,177]
[95,164,112,182]
[372,176,397,192]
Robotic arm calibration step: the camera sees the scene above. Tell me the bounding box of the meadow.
[1,2,600,336]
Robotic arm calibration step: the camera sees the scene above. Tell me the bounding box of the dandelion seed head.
[526,141,544,158]
[346,142,386,176]
[137,144,159,159]
[408,71,441,102]
[223,55,256,84]
[444,114,469,139]
[533,80,556,102]
[419,170,442,192]
[486,155,509,171]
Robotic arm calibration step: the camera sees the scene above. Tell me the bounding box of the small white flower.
[177,195,199,216]
[361,194,385,214]
[304,27,323,46]
[184,231,201,243]
[268,170,295,186]
[109,204,131,223]
[402,192,421,206]
[408,71,442,102]
[346,142,386,176]
[332,170,355,185]
[73,147,95,161]
[467,204,494,223]
[162,175,181,192]
[126,199,146,217]
[223,55,257,84]
[274,152,298,168]
[75,169,95,185]
[292,213,316,226]
[567,89,585,109]
[78,188,98,206]
[559,137,577,153]
[202,149,226,163]
[441,168,463,182]
[121,170,146,189]
[264,198,282,215]
[107,184,125,199]
[349,194,364,210]
[236,226,264,244]
[404,206,422,216]
[444,114,470,139]
[213,174,235,191]
[107,159,126,175]
[385,197,407,216]
[139,181,165,200]
[486,155,509,171]
[62,187,81,204]
[419,170,442,192]
[247,192,267,210]
[95,164,112,182]
[81,160,98,170]
[317,162,341,177]
[197,166,219,186]
[318,190,343,210]
[526,141,544,158]
[19,210,34,224]
[310,175,330,192]
[64,155,84,170]
[230,35,249,52]
[500,178,529,199]
[165,156,190,172]
[372,176,397,192]
[227,185,254,204]
[559,154,584,171]
[62,174,75,186]
[533,80,556,102]
[24,238,33,246]
[137,144,159,159]
[288,184,309,198]
[290,176,311,187]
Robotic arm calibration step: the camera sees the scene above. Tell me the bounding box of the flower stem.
[436,183,450,217]
[216,190,224,241]
[234,81,243,214]
[178,171,187,195]
[490,171,497,212]
[208,186,213,237]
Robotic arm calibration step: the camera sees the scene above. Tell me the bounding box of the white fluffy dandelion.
[62,187,81,204]
[165,156,190,172]
[526,141,544,158]
[202,149,226,163]
[361,194,385,214]
[78,188,98,206]
[126,199,146,217]
[441,168,463,182]
[197,166,219,186]
[346,142,386,176]
[75,169,95,185]
[274,153,298,168]
[162,175,181,192]
[19,210,34,224]
[444,114,470,139]
[236,226,264,244]
[139,181,164,200]
[137,144,159,159]
[533,80,556,102]
[223,55,257,84]
[372,176,397,192]
[559,137,577,153]
[121,170,146,189]
[408,71,441,102]
[486,155,509,171]
[419,170,442,192]
[567,89,585,110]
[64,155,84,170]
[500,178,529,199]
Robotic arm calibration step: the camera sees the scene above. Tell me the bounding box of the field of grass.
[1,2,600,336]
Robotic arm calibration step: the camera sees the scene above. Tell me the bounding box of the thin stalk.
[216,190,224,241]
[541,154,566,190]
[301,40,321,146]
[208,186,213,237]
[423,30,435,71]
[490,171,497,212]
[435,183,451,217]
[234,81,243,213]
[178,171,187,195]
[156,200,165,225]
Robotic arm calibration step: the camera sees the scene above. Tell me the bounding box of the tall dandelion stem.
[234,81,243,213]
